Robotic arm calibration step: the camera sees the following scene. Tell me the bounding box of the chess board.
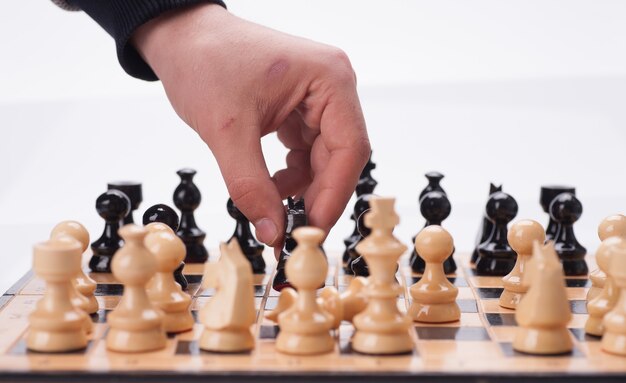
[0,250,624,383]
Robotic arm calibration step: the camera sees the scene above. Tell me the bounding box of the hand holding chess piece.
[408,225,460,323]
[28,238,88,352]
[499,220,545,309]
[199,240,255,352]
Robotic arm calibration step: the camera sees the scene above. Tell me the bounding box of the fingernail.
[254,218,278,245]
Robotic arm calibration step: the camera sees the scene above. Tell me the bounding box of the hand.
[132,4,370,249]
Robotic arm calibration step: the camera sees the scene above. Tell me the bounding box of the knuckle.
[324,48,356,85]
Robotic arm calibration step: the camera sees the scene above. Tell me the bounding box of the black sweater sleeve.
[68,0,226,81]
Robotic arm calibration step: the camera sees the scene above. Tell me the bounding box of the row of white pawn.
[28,220,254,353]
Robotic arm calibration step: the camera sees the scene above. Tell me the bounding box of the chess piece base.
[561,258,588,276]
[351,330,413,355]
[88,254,113,273]
[584,316,604,337]
[408,302,460,323]
[475,256,516,276]
[601,332,626,356]
[276,331,334,355]
[200,329,254,353]
[106,328,167,353]
[512,327,573,355]
[27,329,87,353]
[498,290,524,310]
[163,310,195,334]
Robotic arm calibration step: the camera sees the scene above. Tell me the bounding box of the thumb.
[207,123,285,246]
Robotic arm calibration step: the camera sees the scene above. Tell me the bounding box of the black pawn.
[410,191,456,274]
[540,185,576,242]
[107,182,142,225]
[550,193,588,275]
[410,172,447,268]
[475,191,518,276]
[89,190,130,273]
[227,198,266,274]
[343,153,378,265]
[348,194,375,276]
[142,204,188,290]
[272,198,308,291]
[470,183,502,264]
[173,168,208,263]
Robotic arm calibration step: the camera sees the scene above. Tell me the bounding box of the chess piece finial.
[199,240,256,352]
[145,230,194,334]
[28,238,88,352]
[410,190,456,274]
[409,225,460,323]
[419,171,445,201]
[174,168,208,263]
[272,197,308,291]
[143,204,187,289]
[50,220,98,315]
[585,236,625,336]
[352,197,413,355]
[106,225,166,352]
[107,181,143,225]
[476,191,518,275]
[89,190,130,272]
[550,192,587,275]
[276,227,334,355]
[513,241,573,354]
[589,214,626,302]
[540,185,576,241]
[499,220,545,309]
[227,198,265,273]
[601,237,626,356]
[471,183,502,264]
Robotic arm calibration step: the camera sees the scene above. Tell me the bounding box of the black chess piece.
[470,183,502,264]
[272,197,308,291]
[410,191,456,274]
[227,198,266,274]
[142,204,188,289]
[410,172,448,269]
[348,194,375,276]
[540,185,576,242]
[475,191,518,276]
[550,192,588,276]
[89,190,130,273]
[343,153,378,266]
[107,182,142,225]
[173,168,208,263]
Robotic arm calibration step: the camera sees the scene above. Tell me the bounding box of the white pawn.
[199,240,256,352]
[409,225,460,323]
[276,227,334,355]
[106,225,166,353]
[499,220,545,309]
[145,229,194,333]
[352,197,413,355]
[28,238,88,352]
[585,237,624,336]
[50,221,98,314]
[588,215,626,302]
[602,237,626,356]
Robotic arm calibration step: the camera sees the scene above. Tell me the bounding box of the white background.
[1,1,625,294]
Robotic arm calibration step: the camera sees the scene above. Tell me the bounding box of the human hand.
[132,3,370,249]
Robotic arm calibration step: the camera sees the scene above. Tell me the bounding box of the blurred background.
[1,1,625,293]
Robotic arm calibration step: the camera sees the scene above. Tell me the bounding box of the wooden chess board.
[0,250,624,382]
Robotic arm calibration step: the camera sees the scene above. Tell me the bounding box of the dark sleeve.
[68,0,226,81]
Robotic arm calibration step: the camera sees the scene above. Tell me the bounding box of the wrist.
[132,3,228,74]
